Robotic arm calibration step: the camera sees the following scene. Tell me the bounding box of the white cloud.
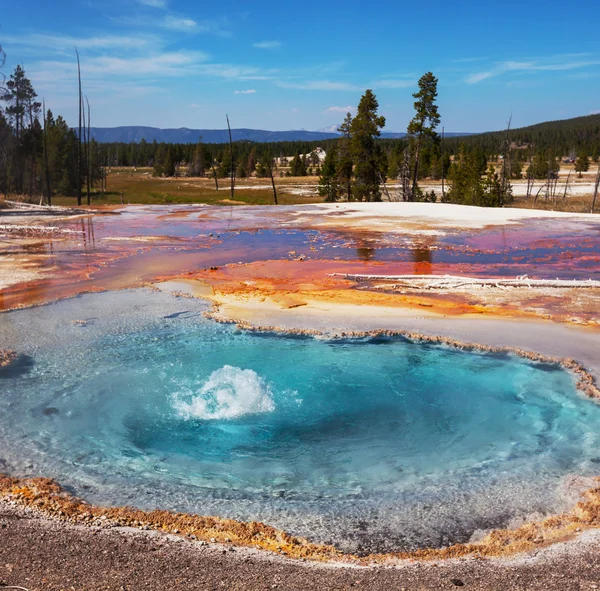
[1,33,157,52]
[31,50,210,83]
[111,14,231,37]
[276,80,360,91]
[372,79,414,89]
[234,89,256,94]
[324,105,354,113]
[466,57,600,84]
[163,16,198,31]
[451,56,488,64]
[138,0,167,7]
[189,103,202,108]
[253,41,281,49]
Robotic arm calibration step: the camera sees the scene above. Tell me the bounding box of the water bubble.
[171,365,275,420]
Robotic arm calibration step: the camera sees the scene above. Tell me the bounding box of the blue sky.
[1,0,600,132]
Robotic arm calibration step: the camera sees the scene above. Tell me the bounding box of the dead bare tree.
[378,171,392,201]
[85,95,91,205]
[399,148,411,201]
[42,100,51,206]
[500,114,512,206]
[592,167,600,214]
[264,152,278,205]
[551,174,559,203]
[210,150,219,191]
[441,126,445,200]
[75,48,83,206]
[525,147,534,200]
[226,114,235,200]
[545,156,552,202]
[562,171,571,203]
[533,184,545,205]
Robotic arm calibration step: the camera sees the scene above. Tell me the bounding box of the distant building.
[276,147,327,167]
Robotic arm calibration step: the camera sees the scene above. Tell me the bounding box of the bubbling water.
[171,365,276,420]
[1,289,600,554]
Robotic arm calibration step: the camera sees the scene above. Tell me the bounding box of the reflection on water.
[2,205,600,311]
[412,242,434,275]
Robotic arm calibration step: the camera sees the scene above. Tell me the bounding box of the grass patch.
[52,168,324,207]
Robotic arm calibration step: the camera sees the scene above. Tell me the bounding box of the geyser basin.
[1,290,600,554]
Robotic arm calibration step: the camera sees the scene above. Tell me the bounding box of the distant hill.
[88,126,472,144]
[445,113,600,156]
[89,127,340,144]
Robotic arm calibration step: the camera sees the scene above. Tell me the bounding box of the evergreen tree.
[3,65,41,141]
[152,143,165,177]
[1,65,42,194]
[350,90,386,201]
[336,113,353,200]
[188,140,206,177]
[163,147,176,177]
[445,149,509,207]
[574,152,589,177]
[217,148,232,178]
[300,154,308,176]
[407,72,440,201]
[445,146,485,205]
[529,151,559,179]
[510,157,523,179]
[318,144,339,202]
[246,148,257,176]
[482,164,510,207]
[289,152,307,176]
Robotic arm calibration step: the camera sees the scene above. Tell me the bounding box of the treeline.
[317,73,512,206]
[1,37,597,208]
[0,53,103,204]
[445,114,600,162]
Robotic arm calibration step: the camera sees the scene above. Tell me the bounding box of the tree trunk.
[410,133,422,201]
[441,127,445,201]
[42,101,52,206]
[226,114,235,200]
[86,96,91,206]
[266,156,278,205]
[76,48,82,207]
[592,168,600,214]
[562,172,570,203]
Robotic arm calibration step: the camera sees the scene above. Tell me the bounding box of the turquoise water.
[1,289,600,553]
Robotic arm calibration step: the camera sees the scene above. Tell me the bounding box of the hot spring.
[1,289,600,554]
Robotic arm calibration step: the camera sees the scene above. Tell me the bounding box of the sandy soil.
[2,501,600,591]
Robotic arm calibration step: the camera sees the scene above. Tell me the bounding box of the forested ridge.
[444,114,600,160]
[1,37,598,208]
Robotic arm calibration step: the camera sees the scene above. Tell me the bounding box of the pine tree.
[3,65,41,141]
[318,144,339,202]
[300,154,307,176]
[575,152,589,177]
[1,65,41,194]
[445,146,484,206]
[336,113,353,200]
[482,164,505,207]
[188,141,206,177]
[407,72,440,201]
[350,90,386,201]
[290,152,307,176]
[152,144,165,177]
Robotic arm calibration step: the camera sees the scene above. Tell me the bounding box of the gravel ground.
[2,503,600,590]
